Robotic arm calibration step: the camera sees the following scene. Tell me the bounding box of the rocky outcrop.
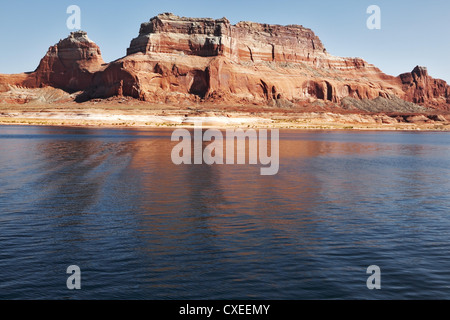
[1,31,105,94]
[93,13,405,105]
[33,31,106,92]
[1,13,449,112]
[399,66,450,110]
[127,12,326,64]
[0,73,36,92]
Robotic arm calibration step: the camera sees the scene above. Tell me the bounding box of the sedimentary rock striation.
[0,31,105,93]
[35,31,105,92]
[1,13,449,111]
[400,66,450,109]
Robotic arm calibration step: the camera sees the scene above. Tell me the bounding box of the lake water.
[0,125,449,299]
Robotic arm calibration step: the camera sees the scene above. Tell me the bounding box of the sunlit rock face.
[33,31,105,92]
[1,13,449,110]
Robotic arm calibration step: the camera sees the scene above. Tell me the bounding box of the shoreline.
[1,106,450,131]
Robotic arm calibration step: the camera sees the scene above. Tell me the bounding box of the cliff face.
[97,13,404,105]
[400,66,450,109]
[0,31,105,94]
[35,31,105,92]
[127,12,326,64]
[1,13,449,111]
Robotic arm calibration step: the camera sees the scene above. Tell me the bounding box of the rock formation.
[400,66,450,110]
[106,13,404,105]
[1,13,449,111]
[0,31,105,93]
[34,31,105,92]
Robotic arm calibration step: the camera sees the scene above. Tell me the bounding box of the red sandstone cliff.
[0,31,105,93]
[1,13,449,111]
[400,66,450,110]
[35,31,105,92]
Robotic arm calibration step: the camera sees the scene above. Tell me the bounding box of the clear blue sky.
[1,0,449,82]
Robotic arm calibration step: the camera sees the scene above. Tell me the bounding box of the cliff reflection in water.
[0,126,449,299]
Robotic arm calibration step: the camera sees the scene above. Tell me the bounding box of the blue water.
[0,125,449,299]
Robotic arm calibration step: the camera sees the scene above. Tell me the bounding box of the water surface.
[0,125,449,299]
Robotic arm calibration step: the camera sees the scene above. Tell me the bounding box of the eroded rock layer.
[1,13,449,111]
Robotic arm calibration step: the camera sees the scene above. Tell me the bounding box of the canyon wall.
[1,13,449,111]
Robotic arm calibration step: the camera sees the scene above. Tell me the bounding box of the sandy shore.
[1,104,449,131]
